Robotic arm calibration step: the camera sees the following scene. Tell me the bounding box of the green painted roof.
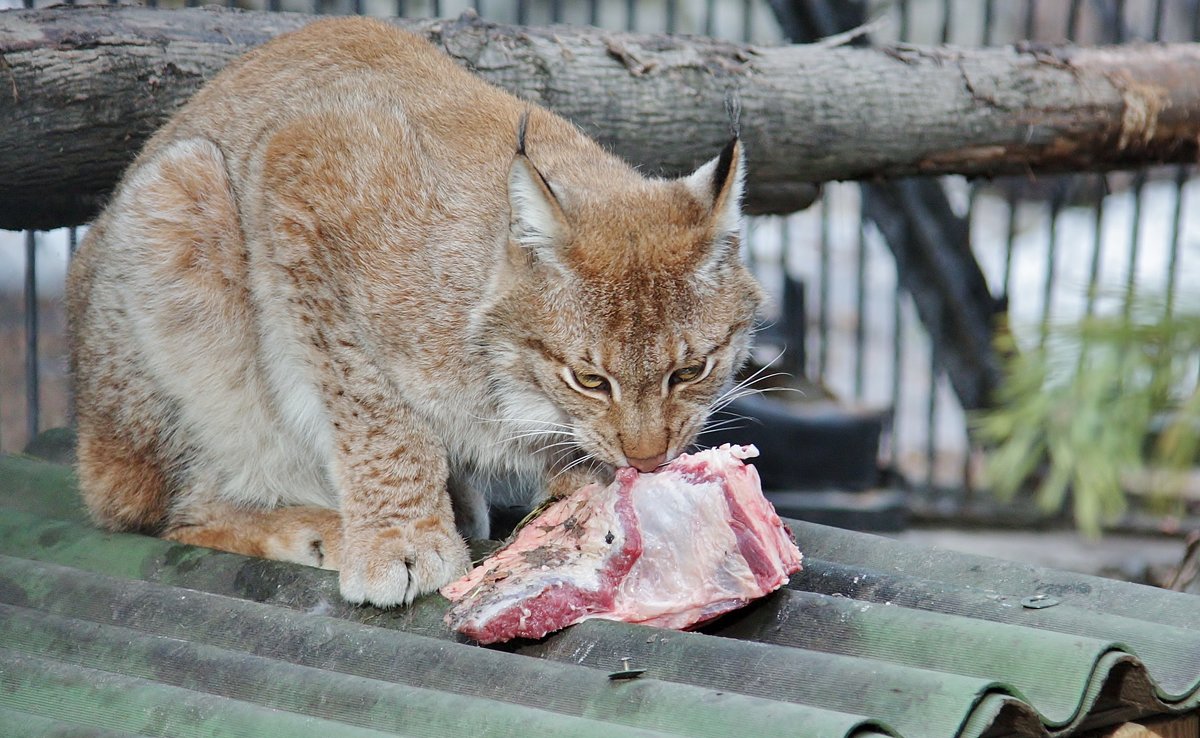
[2,452,1198,737]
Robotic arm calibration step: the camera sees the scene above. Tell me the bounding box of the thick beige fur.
[68,17,763,606]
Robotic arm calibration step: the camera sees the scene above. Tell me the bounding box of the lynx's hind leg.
[166,500,344,570]
[69,137,254,534]
[74,395,178,534]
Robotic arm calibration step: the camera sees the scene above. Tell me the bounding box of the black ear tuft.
[516,110,530,156]
[724,89,742,138]
[514,111,560,204]
[712,137,740,202]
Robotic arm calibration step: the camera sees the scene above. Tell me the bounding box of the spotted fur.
[68,18,763,607]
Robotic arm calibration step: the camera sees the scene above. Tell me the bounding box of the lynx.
[68,17,763,607]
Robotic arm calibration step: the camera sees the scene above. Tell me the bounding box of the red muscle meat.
[441,444,803,644]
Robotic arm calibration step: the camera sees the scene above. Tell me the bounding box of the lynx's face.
[480,137,763,475]
[539,272,760,473]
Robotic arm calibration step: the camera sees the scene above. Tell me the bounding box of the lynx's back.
[68,17,763,607]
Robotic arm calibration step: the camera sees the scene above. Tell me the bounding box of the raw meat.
[441,444,803,644]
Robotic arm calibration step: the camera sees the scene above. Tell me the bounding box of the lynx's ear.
[508,154,567,259]
[685,138,745,241]
[508,115,568,271]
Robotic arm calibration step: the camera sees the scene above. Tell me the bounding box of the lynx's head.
[477,133,763,477]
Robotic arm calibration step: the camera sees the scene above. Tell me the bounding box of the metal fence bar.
[1001,193,1017,297]
[774,218,790,365]
[1164,168,1188,318]
[776,218,806,377]
[817,195,831,380]
[24,231,39,446]
[1152,0,1166,38]
[963,179,982,493]
[1068,0,1084,38]
[67,227,78,424]
[1082,176,1108,319]
[926,344,939,489]
[891,287,904,452]
[1039,196,1063,347]
[853,220,867,399]
[1122,175,1148,319]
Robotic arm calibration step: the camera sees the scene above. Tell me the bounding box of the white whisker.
[708,352,789,411]
[552,451,601,482]
[536,441,583,459]
[496,429,575,444]
[698,419,749,434]
[707,409,758,424]
[709,377,801,415]
[549,445,579,467]
[468,412,575,431]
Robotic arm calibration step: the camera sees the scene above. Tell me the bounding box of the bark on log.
[2,6,1200,229]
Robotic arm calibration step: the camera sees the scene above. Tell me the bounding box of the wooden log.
[3,6,1200,229]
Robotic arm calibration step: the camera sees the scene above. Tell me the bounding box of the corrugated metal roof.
[2,452,1198,738]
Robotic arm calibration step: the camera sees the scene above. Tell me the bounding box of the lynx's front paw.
[339,517,471,607]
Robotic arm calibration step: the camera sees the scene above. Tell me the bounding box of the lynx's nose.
[626,453,667,473]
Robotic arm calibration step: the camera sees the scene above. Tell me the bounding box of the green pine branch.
[974,295,1200,536]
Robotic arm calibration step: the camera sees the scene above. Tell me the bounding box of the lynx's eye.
[562,367,618,399]
[670,361,709,386]
[564,368,611,395]
[576,372,609,390]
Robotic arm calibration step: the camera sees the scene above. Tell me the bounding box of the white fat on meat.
[441,444,803,644]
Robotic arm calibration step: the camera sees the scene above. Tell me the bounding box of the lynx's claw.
[260,508,344,570]
[338,518,471,607]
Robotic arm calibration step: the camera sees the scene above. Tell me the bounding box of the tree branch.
[2,6,1200,229]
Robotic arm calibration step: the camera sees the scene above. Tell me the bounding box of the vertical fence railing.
[776,0,1199,493]
[23,231,37,447]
